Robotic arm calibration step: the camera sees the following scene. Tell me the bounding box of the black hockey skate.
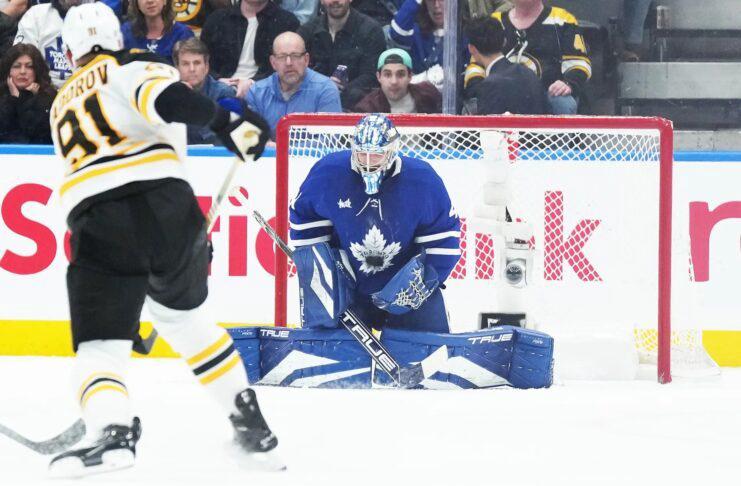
[228,388,285,471]
[48,417,141,478]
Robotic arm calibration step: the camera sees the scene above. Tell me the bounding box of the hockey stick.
[0,419,85,455]
[206,156,253,233]
[252,210,448,388]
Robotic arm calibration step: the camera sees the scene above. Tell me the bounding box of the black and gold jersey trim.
[69,143,176,176]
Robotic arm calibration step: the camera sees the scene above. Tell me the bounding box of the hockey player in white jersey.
[47,3,282,477]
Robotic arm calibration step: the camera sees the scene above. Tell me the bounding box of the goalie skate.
[229,388,286,472]
[48,417,141,478]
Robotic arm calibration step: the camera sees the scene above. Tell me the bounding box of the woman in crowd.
[0,43,56,144]
[389,0,468,91]
[122,0,193,62]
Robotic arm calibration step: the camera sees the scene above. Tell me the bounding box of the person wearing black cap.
[353,48,441,114]
[465,15,549,115]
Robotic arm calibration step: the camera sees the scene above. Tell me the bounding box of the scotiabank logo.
[689,201,741,282]
[542,191,601,281]
[452,190,602,281]
[1,184,58,275]
[0,183,279,277]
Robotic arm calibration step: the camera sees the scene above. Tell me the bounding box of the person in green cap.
[353,48,441,113]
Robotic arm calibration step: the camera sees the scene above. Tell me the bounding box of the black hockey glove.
[210,99,270,161]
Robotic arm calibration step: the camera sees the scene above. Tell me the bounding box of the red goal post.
[273,114,674,383]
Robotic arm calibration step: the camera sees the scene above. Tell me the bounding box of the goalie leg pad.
[256,327,371,388]
[226,327,261,384]
[378,326,553,389]
[293,243,356,328]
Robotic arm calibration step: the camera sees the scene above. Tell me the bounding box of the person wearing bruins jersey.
[464,0,590,114]
[47,3,283,478]
[173,0,231,35]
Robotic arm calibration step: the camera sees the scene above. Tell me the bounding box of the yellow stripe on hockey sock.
[81,384,129,408]
[199,353,241,385]
[77,373,126,401]
[187,333,230,366]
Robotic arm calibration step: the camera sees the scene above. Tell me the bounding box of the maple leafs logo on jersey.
[349,225,401,275]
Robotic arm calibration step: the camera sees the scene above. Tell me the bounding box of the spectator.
[0,0,27,58]
[464,0,591,114]
[354,47,441,113]
[13,0,85,88]
[173,0,231,35]
[621,0,652,62]
[280,0,318,24]
[467,0,509,18]
[351,0,399,26]
[99,0,127,18]
[201,0,299,98]
[389,0,469,91]
[122,0,194,62]
[465,16,547,114]
[299,0,385,109]
[173,37,236,144]
[246,31,341,137]
[0,43,55,143]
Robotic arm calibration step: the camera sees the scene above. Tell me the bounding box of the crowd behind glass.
[0,0,653,144]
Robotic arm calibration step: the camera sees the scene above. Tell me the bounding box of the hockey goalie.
[255,115,554,389]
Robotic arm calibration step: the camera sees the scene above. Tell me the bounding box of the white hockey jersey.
[13,2,93,88]
[50,51,189,219]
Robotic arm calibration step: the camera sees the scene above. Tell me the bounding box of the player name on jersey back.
[50,52,188,219]
[51,62,110,115]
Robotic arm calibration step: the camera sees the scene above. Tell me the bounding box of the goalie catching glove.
[372,252,439,315]
[210,97,270,161]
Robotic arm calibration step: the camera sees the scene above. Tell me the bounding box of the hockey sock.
[73,340,133,438]
[147,298,249,416]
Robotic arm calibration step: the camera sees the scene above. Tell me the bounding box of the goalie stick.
[252,210,449,388]
[0,419,85,455]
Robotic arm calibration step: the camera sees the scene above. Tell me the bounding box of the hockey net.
[272,114,717,383]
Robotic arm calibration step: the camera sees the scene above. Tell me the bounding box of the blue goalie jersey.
[289,150,461,296]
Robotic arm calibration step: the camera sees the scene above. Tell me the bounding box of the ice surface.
[1,357,739,486]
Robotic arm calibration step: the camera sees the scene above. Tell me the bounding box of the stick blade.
[0,419,86,455]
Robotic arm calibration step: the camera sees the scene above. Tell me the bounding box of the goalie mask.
[351,114,400,195]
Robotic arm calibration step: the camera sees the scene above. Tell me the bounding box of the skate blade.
[238,450,287,472]
[48,449,135,479]
[225,443,287,472]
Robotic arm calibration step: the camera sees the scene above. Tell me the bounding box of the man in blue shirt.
[246,31,341,138]
[173,38,237,144]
